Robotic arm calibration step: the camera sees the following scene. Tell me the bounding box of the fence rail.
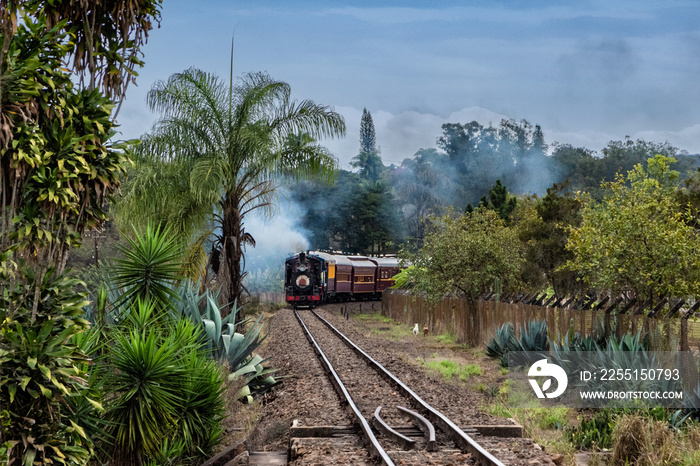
[251,292,286,304]
[381,290,700,351]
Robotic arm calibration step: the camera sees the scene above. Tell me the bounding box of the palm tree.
[119,68,345,315]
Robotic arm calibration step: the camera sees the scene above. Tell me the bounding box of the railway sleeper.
[397,405,437,452]
[371,406,416,450]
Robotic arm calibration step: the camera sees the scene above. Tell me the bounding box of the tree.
[566,155,700,308]
[394,148,445,241]
[359,107,377,154]
[402,208,523,306]
[435,119,554,207]
[1,0,162,106]
[351,108,383,181]
[343,180,398,254]
[1,4,159,322]
[350,150,384,181]
[531,124,547,155]
[551,138,699,199]
[120,68,345,315]
[677,168,700,229]
[468,179,518,222]
[0,5,161,464]
[515,182,583,296]
[1,21,129,278]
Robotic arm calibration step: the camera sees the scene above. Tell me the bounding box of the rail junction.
[295,309,507,465]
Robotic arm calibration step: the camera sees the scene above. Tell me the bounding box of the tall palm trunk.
[221,194,244,320]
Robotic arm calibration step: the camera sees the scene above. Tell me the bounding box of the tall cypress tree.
[359,107,378,154]
[352,108,384,181]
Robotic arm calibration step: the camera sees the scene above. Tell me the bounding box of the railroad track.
[294,309,506,466]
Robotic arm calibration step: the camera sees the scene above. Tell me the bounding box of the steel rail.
[293,311,395,466]
[310,309,506,466]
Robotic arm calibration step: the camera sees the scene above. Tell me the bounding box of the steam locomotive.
[284,251,401,308]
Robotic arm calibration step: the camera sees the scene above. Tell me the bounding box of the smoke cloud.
[242,193,310,293]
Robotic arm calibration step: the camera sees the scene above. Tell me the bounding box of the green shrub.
[99,303,226,464]
[565,409,616,450]
[0,268,99,465]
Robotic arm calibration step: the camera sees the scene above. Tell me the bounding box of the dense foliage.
[100,304,226,464]
[0,270,97,465]
[293,114,700,259]
[401,208,523,303]
[0,19,131,280]
[566,155,700,308]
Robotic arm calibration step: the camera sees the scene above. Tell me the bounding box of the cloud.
[633,124,700,154]
[322,106,510,169]
[549,124,700,155]
[321,105,700,170]
[323,5,651,26]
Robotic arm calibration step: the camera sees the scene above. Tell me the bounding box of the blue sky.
[117,0,700,168]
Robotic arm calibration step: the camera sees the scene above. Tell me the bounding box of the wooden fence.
[382,289,700,351]
[251,292,286,304]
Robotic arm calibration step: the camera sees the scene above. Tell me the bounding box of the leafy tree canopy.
[565,155,700,307]
[117,68,345,312]
[515,182,583,296]
[401,208,523,303]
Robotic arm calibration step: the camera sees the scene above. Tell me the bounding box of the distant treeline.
[290,117,700,254]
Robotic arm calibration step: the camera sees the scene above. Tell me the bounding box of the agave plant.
[173,282,279,401]
[231,354,280,404]
[518,319,549,352]
[485,322,518,359]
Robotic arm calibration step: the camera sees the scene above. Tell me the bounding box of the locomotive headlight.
[296,274,310,288]
[299,265,307,272]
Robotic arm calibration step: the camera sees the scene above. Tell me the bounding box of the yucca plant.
[112,223,184,311]
[176,353,226,455]
[103,329,183,463]
[100,303,225,465]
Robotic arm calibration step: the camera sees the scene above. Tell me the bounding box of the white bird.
[412,323,419,337]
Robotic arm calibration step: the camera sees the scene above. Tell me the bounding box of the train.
[284,251,402,308]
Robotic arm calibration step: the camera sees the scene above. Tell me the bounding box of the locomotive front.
[285,252,324,308]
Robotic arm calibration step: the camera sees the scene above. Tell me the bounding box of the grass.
[358,313,417,341]
[423,359,482,381]
[435,331,458,345]
[682,450,700,466]
[485,392,575,465]
[354,312,393,323]
[610,414,700,466]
